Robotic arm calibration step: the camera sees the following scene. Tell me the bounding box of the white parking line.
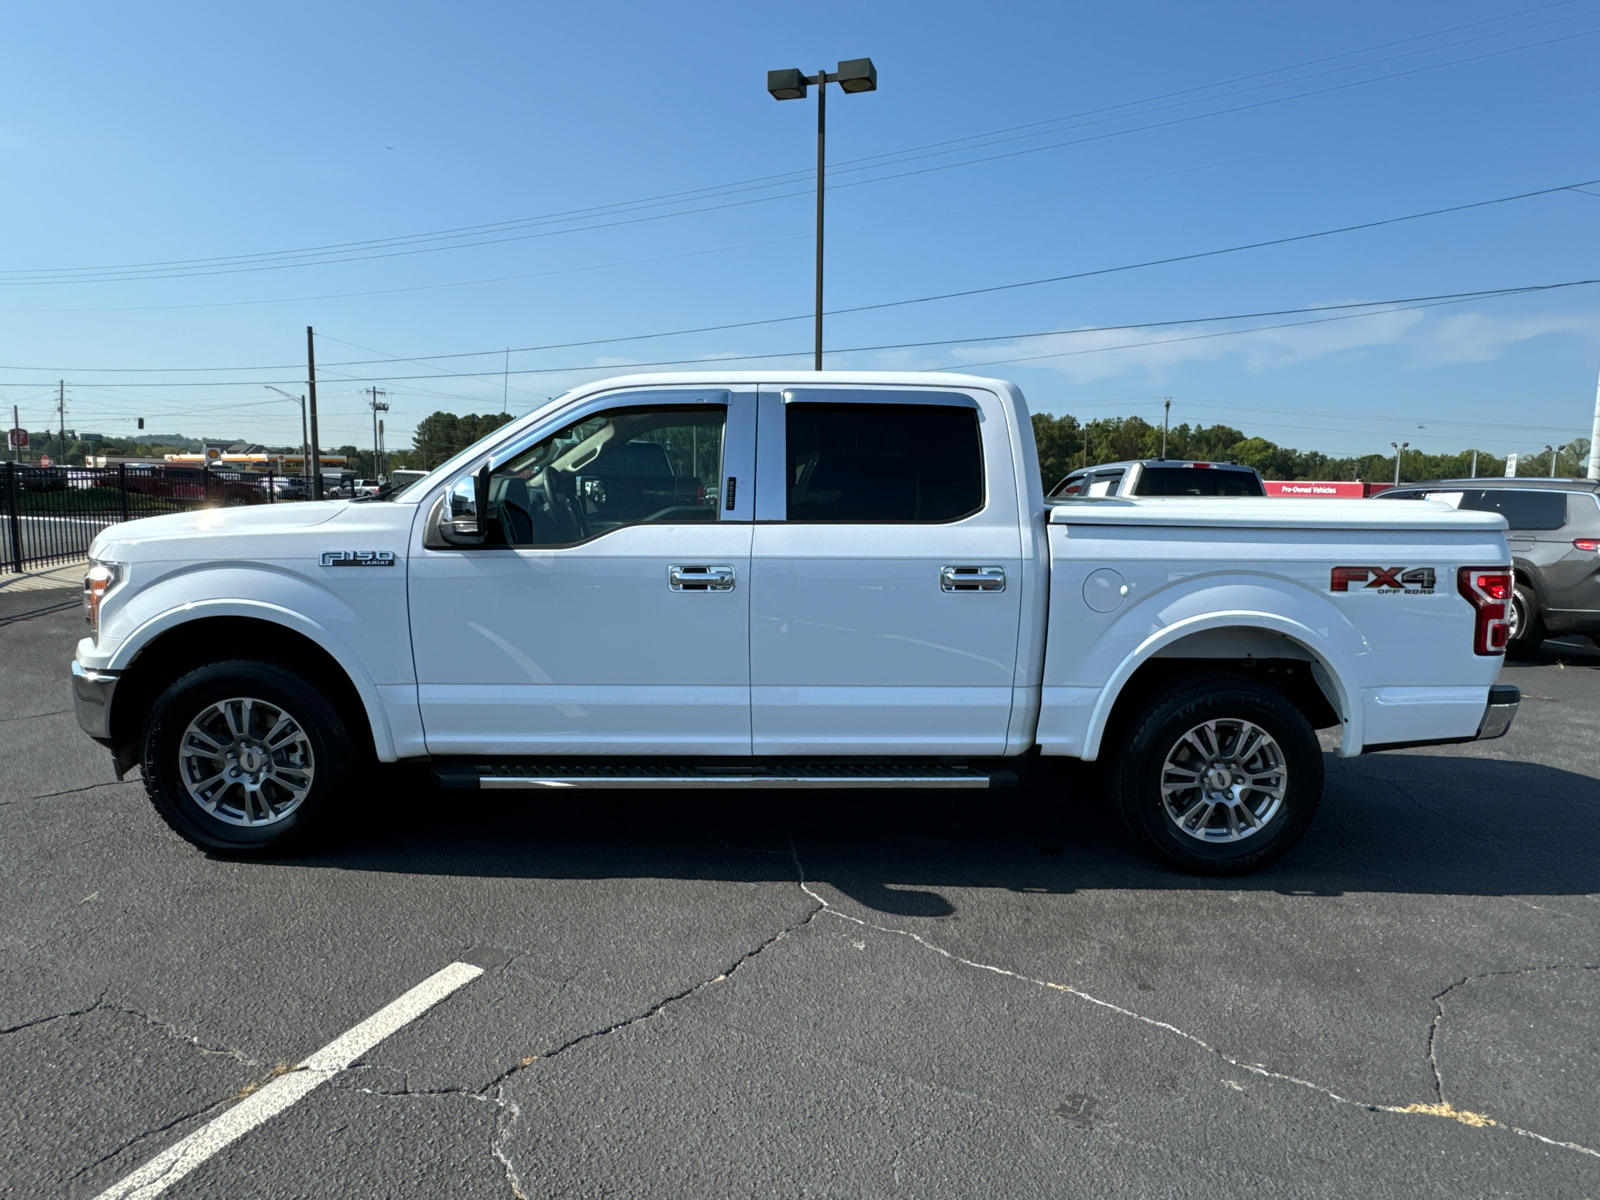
[92,960,485,1200]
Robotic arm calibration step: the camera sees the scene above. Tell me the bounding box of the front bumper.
[71,659,121,742]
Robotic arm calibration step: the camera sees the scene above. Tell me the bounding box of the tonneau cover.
[1046,496,1508,531]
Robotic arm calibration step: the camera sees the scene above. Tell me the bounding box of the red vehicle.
[97,465,263,507]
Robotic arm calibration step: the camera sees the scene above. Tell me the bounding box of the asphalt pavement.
[3,585,1597,1198]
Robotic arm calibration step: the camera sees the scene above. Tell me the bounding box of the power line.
[4,11,1595,287]
[6,278,1595,390]
[6,175,1595,378]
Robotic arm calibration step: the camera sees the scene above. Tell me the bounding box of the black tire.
[1109,675,1323,875]
[1505,583,1545,659]
[141,660,355,855]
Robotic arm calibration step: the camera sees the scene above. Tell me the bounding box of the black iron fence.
[1,463,311,573]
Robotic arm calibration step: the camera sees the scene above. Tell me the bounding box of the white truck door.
[410,387,755,755]
[749,386,1024,755]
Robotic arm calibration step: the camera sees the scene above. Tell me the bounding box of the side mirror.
[438,463,492,545]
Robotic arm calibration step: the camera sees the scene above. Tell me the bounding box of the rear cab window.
[784,403,983,522]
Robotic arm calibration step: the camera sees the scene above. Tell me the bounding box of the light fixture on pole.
[767,57,878,371]
[264,386,310,492]
[1391,441,1409,487]
[1161,398,1171,459]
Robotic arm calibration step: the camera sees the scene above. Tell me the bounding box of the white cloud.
[935,305,1595,384]
[1408,311,1594,364]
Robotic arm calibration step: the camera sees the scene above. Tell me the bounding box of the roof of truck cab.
[1047,496,1508,531]
[557,370,1015,391]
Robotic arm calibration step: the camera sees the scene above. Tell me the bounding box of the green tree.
[412,411,516,469]
[1029,412,1082,487]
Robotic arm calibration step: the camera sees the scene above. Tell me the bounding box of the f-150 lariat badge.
[320,550,397,567]
[1330,566,1435,594]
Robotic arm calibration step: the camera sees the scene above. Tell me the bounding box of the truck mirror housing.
[438,464,491,546]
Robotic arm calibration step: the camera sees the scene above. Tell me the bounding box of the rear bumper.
[71,659,120,741]
[1362,684,1519,754]
[1475,683,1520,740]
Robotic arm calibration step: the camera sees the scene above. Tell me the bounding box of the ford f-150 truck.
[71,372,1519,873]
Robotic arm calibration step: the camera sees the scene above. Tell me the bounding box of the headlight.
[84,561,120,636]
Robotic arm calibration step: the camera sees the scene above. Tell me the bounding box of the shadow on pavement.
[261,746,1600,914]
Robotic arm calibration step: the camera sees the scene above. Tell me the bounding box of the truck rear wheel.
[141,660,354,855]
[1110,675,1322,874]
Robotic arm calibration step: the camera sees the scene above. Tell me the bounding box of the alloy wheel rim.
[1159,718,1287,843]
[178,697,314,827]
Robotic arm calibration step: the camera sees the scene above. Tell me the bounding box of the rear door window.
[1456,489,1568,531]
[1135,467,1264,496]
[785,403,983,522]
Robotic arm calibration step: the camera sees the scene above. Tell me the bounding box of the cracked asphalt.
[3,586,1598,1198]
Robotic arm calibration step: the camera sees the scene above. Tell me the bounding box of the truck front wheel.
[141,660,354,855]
[1110,676,1322,874]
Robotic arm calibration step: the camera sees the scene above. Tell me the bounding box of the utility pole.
[1161,398,1171,459]
[10,403,18,463]
[306,327,323,500]
[378,418,386,479]
[364,386,389,480]
[57,381,66,460]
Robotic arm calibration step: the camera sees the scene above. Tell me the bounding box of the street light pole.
[1391,441,1408,487]
[264,386,309,492]
[768,58,877,371]
[1161,398,1171,459]
[814,71,826,372]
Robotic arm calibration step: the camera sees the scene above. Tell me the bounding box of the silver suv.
[1378,478,1600,655]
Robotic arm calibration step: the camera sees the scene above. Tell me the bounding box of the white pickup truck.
[72,372,1519,873]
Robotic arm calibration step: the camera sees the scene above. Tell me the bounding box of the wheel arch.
[107,610,389,776]
[1082,612,1361,762]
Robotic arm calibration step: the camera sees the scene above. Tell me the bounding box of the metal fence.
[1,463,310,573]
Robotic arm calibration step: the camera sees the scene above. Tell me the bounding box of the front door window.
[488,404,725,547]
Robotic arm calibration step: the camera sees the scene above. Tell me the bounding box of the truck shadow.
[297,750,1600,916]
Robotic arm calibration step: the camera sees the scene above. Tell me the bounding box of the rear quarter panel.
[1040,521,1509,757]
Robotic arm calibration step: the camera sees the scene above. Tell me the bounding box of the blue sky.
[2,0,1597,459]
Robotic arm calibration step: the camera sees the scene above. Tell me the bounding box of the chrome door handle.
[669,564,736,592]
[941,565,1006,592]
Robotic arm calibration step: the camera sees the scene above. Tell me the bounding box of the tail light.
[1456,567,1512,656]
[1574,539,1600,552]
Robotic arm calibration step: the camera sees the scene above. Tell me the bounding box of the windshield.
[1134,466,1264,497]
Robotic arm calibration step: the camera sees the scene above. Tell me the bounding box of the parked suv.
[1378,478,1600,655]
[1050,459,1265,498]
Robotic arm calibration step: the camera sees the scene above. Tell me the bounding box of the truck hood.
[89,501,380,563]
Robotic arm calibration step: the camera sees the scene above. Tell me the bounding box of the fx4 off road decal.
[320,550,396,567]
[1330,566,1436,595]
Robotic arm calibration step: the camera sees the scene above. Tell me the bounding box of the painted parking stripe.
[92,960,485,1200]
